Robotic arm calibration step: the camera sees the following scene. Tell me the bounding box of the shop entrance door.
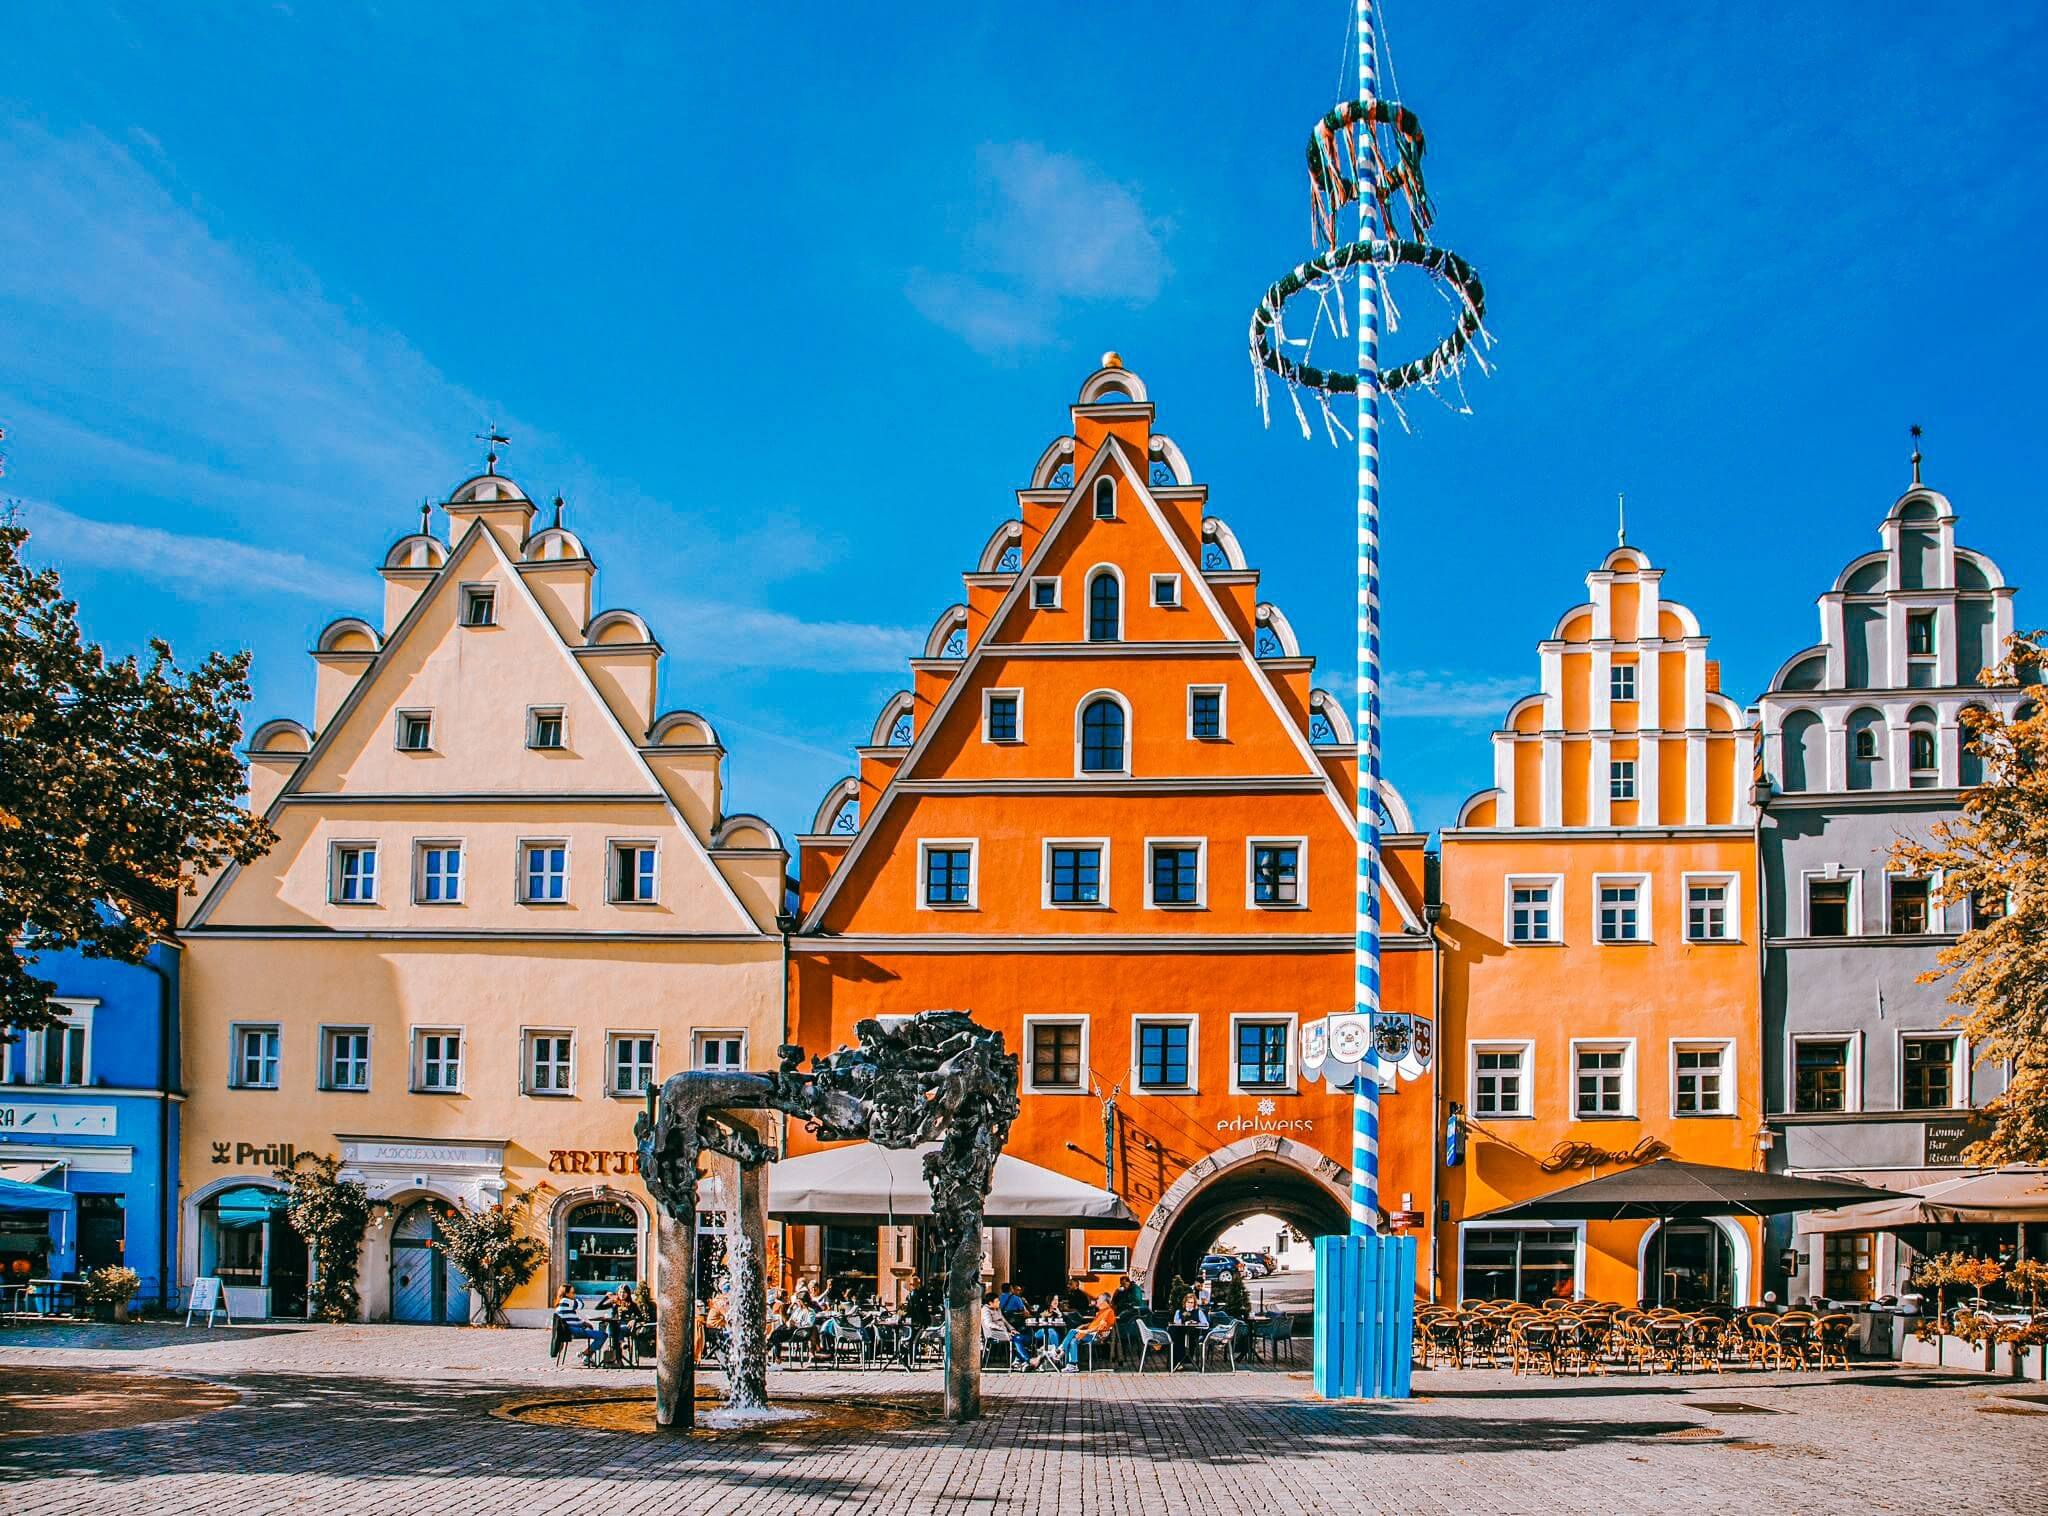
[390,1202,469,1324]
[1647,1223,1733,1309]
[1013,1227,1068,1304]
[77,1195,125,1274]
[1823,1232,1874,1301]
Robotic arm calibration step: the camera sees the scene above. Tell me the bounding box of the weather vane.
[1910,423,1923,487]
[475,425,510,475]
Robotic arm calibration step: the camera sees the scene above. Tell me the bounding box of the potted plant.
[83,1265,142,1323]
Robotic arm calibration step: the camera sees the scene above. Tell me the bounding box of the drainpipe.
[137,937,182,1313]
[1424,848,1444,1304]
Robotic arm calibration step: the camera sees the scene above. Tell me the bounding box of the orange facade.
[790,359,1436,1304]
[1440,547,1764,1307]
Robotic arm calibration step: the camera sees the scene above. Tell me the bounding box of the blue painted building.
[0,940,181,1308]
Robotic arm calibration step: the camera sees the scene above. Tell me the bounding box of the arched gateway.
[1132,1134,1353,1289]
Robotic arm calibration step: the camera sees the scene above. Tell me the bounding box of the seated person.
[1030,1297,1069,1350]
[550,1287,605,1364]
[1169,1293,1211,1368]
[981,1293,1030,1366]
[1062,1291,1119,1372]
[704,1289,731,1359]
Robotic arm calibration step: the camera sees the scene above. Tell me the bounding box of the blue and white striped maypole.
[1350,0,1385,1238]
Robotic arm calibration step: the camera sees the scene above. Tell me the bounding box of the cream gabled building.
[179,466,787,1325]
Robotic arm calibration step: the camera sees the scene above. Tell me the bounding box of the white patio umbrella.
[765,1143,1138,1230]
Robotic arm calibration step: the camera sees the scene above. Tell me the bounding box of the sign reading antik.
[548,1148,640,1176]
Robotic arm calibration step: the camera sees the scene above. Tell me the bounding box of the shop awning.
[0,1176,76,1215]
[0,1161,62,1187]
[1796,1166,2048,1235]
[766,1143,1139,1230]
[1467,1158,1907,1223]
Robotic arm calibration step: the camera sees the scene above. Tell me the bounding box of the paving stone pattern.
[1,1323,2044,1514]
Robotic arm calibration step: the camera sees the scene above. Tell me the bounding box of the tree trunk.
[721,1157,770,1411]
[655,1204,697,1430]
[944,1214,983,1422]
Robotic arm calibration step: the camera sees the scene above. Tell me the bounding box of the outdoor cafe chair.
[1553,1315,1604,1377]
[1198,1317,1239,1373]
[1131,1319,1176,1373]
[1771,1311,1817,1370]
[1814,1313,1855,1371]
[1509,1317,1561,1376]
[1682,1314,1728,1374]
[1251,1311,1298,1365]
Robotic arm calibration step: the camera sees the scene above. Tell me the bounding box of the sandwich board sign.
[184,1275,232,1328]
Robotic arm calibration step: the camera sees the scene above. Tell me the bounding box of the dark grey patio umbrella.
[1468,1158,1907,1223]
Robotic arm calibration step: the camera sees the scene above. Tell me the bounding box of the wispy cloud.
[652,600,922,676]
[19,498,364,606]
[907,142,1170,354]
[1381,669,1527,721]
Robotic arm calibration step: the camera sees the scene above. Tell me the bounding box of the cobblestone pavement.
[2,1322,2045,1514]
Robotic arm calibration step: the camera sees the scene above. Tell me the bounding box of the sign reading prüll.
[1537,1135,1670,1174]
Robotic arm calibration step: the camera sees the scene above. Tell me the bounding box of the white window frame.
[607,839,661,905]
[1455,1220,1589,1306]
[460,582,497,627]
[329,841,380,906]
[1503,874,1564,946]
[413,839,465,906]
[229,1022,282,1091]
[1885,870,1939,936]
[916,838,980,911]
[1789,1031,1863,1115]
[1022,1015,1090,1096]
[691,1029,746,1074]
[1074,690,1132,778]
[1028,576,1062,611]
[3,1000,96,1087]
[1228,1013,1299,1096]
[1042,837,1110,909]
[981,687,1024,745]
[1246,837,1308,910]
[527,705,567,750]
[1897,1029,1970,1112]
[1187,684,1227,741]
[607,1030,659,1096]
[1610,662,1637,702]
[523,1028,577,1097]
[1469,1038,1534,1118]
[395,709,435,752]
[1569,1038,1637,1119]
[518,838,572,905]
[319,1024,372,1093]
[1681,871,1740,944]
[1608,759,1637,801]
[1670,1037,1737,1117]
[411,1026,465,1094]
[1130,1013,1199,1095]
[1800,868,1861,939]
[1592,873,1651,944]
[1151,573,1182,609]
[1093,477,1118,520]
[1144,836,1208,910]
[1084,565,1125,641]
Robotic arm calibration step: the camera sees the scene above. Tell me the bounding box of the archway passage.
[1148,1156,1349,1295]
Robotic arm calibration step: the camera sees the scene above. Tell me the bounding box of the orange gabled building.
[790,357,1437,1305]
[1440,544,1764,1308]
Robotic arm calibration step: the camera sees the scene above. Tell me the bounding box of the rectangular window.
[1508,880,1557,944]
[397,711,433,751]
[1472,1046,1528,1117]
[527,1032,574,1095]
[5,1008,92,1088]
[233,1025,281,1090]
[1906,609,1936,657]
[417,843,463,904]
[529,708,565,750]
[1686,880,1730,941]
[1250,843,1301,906]
[1047,844,1103,906]
[1188,687,1224,740]
[1028,1021,1084,1092]
[1573,1044,1630,1117]
[414,1030,463,1092]
[1609,760,1637,801]
[693,1031,743,1073]
[610,843,658,903]
[610,1034,656,1094]
[1029,577,1060,610]
[1234,1021,1291,1091]
[1889,876,1931,935]
[1148,843,1203,907]
[1808,878,1851,937]
[1597,881,1643,942]
[1972,889,2008,928]
[1610,663,1637,702]
[1674,1043,1729,1115]
[323,1027,370,1091]
[1902,1035,1957,1110]
[984,692,1020,744]
[922,844,974,907]
[1794,1039,1850,1113]
[522,843,568,903]
[1136,1020,1192,1092]
[462,585,496,627]
[333,844,378,904]
[1151,574,1181,608]
[1462,1227,1579,1306]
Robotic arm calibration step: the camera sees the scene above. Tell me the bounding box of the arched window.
[1087,571,1121,643]
[564,1199,640,1298]
[1080,698,1126,773]
[1960,705,1990,787]
[1094,478,1116,519]
[197,1183,308,1319]
[1853,729,1878,761]
[1909,727,1938,787]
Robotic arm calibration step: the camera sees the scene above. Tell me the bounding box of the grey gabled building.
[1752,476,2025,1302]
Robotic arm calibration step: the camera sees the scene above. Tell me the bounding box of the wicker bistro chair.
[1814,1313,1856,1371]
[1458,1312,1504,1370]
[1553,1314,1605,1377]
[1683,1314,1729,1374]
[1771,1311,1818,1370]
[1509,1317,1562,1376]
[1417,1312,1462,1370]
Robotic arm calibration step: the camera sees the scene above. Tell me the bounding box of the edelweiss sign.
[1216,1098,1315,1135]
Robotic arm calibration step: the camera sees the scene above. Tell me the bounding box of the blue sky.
[5,2,2045,838]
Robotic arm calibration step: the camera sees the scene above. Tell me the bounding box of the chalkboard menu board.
[1087,1245,1130,1274]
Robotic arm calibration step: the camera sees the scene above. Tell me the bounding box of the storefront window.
[1461,1227,1577,1304]
[822,1224,879,1299]
[564,1200,640,1296]
[198,1184,307,1318]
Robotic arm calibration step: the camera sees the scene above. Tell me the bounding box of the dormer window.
[397,711,434,752]
[462,585,497,627]
[528,707,566,750]
[1151,574,1181,609]
[1029,577,1061,611]
[1093,478,1117,519]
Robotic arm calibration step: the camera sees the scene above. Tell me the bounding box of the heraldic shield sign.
[1300,1011,1433,1087]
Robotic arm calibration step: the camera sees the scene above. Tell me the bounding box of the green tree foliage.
[276,1152,373,1323]
[1892,635,2048,1162]
[430,1190,548,1326]
[0,511,275,1031]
